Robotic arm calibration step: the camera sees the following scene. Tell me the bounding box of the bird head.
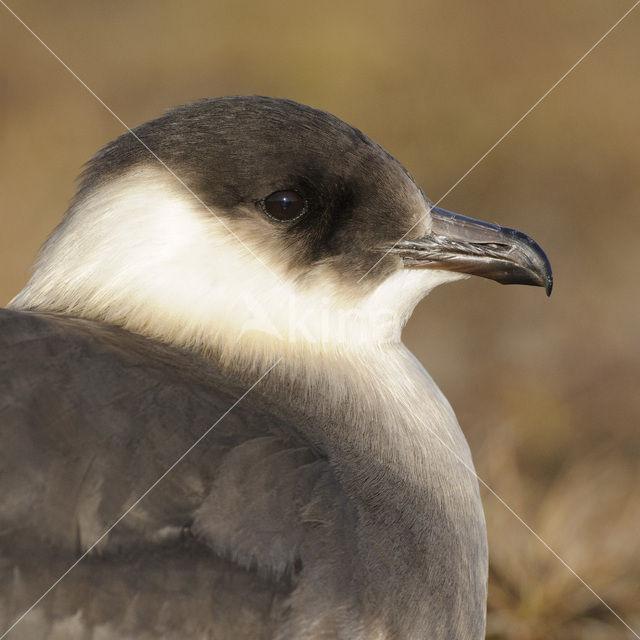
[12,96,551,352]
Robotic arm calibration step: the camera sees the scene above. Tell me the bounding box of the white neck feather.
[11,167,465,359]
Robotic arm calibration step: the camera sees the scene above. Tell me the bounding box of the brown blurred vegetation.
[1,1,639,637]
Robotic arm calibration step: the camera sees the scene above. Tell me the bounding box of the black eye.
[261,190,307,221]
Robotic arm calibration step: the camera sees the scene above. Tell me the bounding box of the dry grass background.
[1,1,639,637]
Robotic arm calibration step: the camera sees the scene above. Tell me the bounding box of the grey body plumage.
[1,96,551,639]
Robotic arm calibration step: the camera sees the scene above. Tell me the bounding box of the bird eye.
[261,190,307,221]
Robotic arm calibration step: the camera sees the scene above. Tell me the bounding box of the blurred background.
[1,1,638,637]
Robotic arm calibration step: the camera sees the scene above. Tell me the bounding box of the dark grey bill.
[389,206,553,295]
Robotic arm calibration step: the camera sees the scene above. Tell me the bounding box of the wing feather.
[0,309,354,639]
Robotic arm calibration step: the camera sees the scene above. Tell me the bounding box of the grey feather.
[0,308,485,639]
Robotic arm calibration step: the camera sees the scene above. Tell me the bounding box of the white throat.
[11,167,465,356]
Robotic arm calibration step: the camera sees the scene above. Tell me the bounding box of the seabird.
[0,96,552,640]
